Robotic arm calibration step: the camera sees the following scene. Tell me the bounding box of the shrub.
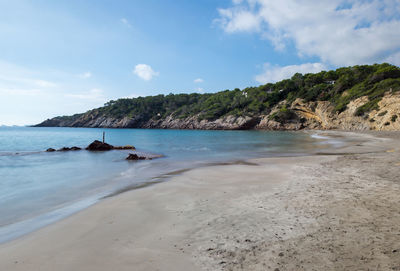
[270,106,297,123]
[378,110,388,116]
[354,99,380,116]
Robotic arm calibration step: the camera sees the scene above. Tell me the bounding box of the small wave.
[0,195,101,244]
[310,133,330,140]
[310,133,345,148]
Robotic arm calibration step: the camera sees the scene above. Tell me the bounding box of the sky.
[1,0,400,125]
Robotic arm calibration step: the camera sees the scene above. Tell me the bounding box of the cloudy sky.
[1,0,400,125]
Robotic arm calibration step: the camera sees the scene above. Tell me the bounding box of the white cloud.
[133,64,159,81]
[216,8,261,33]
[0,70,56,89]
[0,87,44,96]
[216,0,400,66]
[194,78,204,83]
[79,72,92,79]
[66,88,105,101]
[120,18,131,28]
[0,60,109,125]
[34,79,56,87]
[385,51,400,66]
[196,87,205,93]
[255,62,327,83]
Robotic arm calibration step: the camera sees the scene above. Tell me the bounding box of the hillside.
[36,63,400,131]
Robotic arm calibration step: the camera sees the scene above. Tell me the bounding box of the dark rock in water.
[86,140,114,151]
[58,147,71,151]
[126,153,147,160]
[113,145,136,150]
[53,146,82,151]
[46,148,56,152]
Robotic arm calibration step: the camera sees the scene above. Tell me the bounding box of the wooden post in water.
[102,131,105,143]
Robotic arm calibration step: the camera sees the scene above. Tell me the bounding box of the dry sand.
[0,131,399,270]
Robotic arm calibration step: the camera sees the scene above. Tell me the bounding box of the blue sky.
[1,0,400,125]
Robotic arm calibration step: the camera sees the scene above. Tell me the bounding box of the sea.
[0,126,342,243]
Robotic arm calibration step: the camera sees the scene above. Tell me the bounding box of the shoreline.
[0,154,319,245]
[0,131,399,270]
[0,129,336,244]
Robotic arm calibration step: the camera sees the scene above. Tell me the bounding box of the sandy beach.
[0,131,399,270]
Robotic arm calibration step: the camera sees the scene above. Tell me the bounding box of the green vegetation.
[268,106,297,123]
[378,110,388,116]
[391,115,398,122]
[58,63,400,123]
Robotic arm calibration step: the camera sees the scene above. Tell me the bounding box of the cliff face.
[36,113,260,130]
[36,92,400,131]
[256,92,400,131]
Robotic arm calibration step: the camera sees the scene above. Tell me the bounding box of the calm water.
[0,127,337,242]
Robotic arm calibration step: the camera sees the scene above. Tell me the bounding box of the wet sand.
[0,131,399,270]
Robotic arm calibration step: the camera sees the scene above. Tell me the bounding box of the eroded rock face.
[35,92,400,131]
[143,115,260,130]
[86,140,114,151]
[255,92,400,131]
[369,92,400,130]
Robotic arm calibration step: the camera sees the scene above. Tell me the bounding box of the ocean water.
[0,127,338,243]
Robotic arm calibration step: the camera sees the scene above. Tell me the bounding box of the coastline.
[0,129,331,244]
[0,131,399,270]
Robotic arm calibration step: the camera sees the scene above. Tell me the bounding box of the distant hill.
[36,63,400,131]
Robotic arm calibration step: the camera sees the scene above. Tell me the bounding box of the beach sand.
[0,131,399,270]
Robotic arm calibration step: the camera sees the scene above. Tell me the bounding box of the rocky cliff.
[36,112,260,130]
[36,63,400,131]
[36,91,400,131]
[256,91,400,131]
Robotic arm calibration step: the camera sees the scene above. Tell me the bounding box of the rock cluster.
[46,147,81,152]
[85,140,114,151]
[46,141,137,153]
[58,146,82,151]
[113,145,136,150]
[126,153,148,160]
